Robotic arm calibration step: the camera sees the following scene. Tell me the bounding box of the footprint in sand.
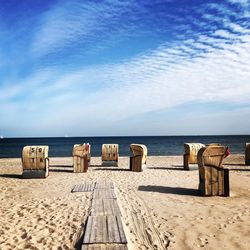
[198,237,209,247]
[17,211,24,217]
[21,231,27,239]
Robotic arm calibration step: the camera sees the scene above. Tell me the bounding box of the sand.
[0,155,250,250]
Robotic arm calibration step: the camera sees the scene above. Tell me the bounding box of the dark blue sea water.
[0,135,249,158]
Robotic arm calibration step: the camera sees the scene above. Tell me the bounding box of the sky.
[0,0,250,137]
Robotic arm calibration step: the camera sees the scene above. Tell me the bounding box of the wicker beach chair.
[129,144,148,172]
[22,146,49,178]
[183,143,205,170]
[197,145,229,196]
[245,143,250,165]
[73,143,90,173]
[101,144,119,166]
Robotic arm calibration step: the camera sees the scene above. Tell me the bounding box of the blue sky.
[0,0,250,137]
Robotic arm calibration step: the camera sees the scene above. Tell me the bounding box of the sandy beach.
[0,155,250,250]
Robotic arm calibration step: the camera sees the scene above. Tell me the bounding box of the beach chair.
[22,146,49,178]
[101,144,119,166]
[73,144,90,173]
[183,143,205,170]
[245,143,250,165]
[197,145,230,196]
[130,144,148,172]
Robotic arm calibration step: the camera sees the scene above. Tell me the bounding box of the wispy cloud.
[31,0,141,56]
[1,0,250,136]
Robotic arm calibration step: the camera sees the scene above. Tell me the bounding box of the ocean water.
[0,135,249,158]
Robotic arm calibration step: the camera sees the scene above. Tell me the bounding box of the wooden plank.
[85,216,107,244]
[91,215,99,243]
[96,216,105,243]
[111,216,120,243]
[93,189,116,199]
[83,216,93,244]
[116,217,127,244]
[106,216,127,244]
[90,199,103,215]
[91,199,121,216]
[82,244,128,250]
[104,199,121,216]
[102,216,108,243]
[107,216,116,243]
[83,216,126,244]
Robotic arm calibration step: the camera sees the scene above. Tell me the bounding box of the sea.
[0,135,249,158]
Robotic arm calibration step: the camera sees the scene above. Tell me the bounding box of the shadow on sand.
[147,166,184,171]
[73,225,85,250]
[228,168,250,171]
[223,163,250,171]
[224,163,246,166]
[49,168,73,173]
[147,164,197,171]
[49,165,73,168]
[93,167,130,172]
[138,185,200,196]
[0,174,22,179]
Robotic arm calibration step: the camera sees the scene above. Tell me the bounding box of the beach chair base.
[245,159,250,165]
[73,155,89,173]
[130,155,143,172]
[22,170,48,179]
[199,166,230,196]
[245,143,250,165]
[183,154,190,170]
[102,161,118,167]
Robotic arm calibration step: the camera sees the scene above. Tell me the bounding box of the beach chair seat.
[245,143,250,165]
[101,144,119,166]
[183,143,205,170]
[130,144,148,172]
[73,144,90,173]
[22,146,49,178]
[197,145,230,196]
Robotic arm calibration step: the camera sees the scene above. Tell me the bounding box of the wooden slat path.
[81,181,127,249]
[83,216,127,244]
[91,199,121,216]
[72,182,96,193]
[93,189,117,199]
[82,244,128,250]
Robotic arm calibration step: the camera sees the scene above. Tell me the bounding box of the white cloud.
[1,0,250,136]
[31,0,143,56]
[2,27,250,136]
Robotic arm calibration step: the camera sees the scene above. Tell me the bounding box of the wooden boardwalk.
[82,181,128,250]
